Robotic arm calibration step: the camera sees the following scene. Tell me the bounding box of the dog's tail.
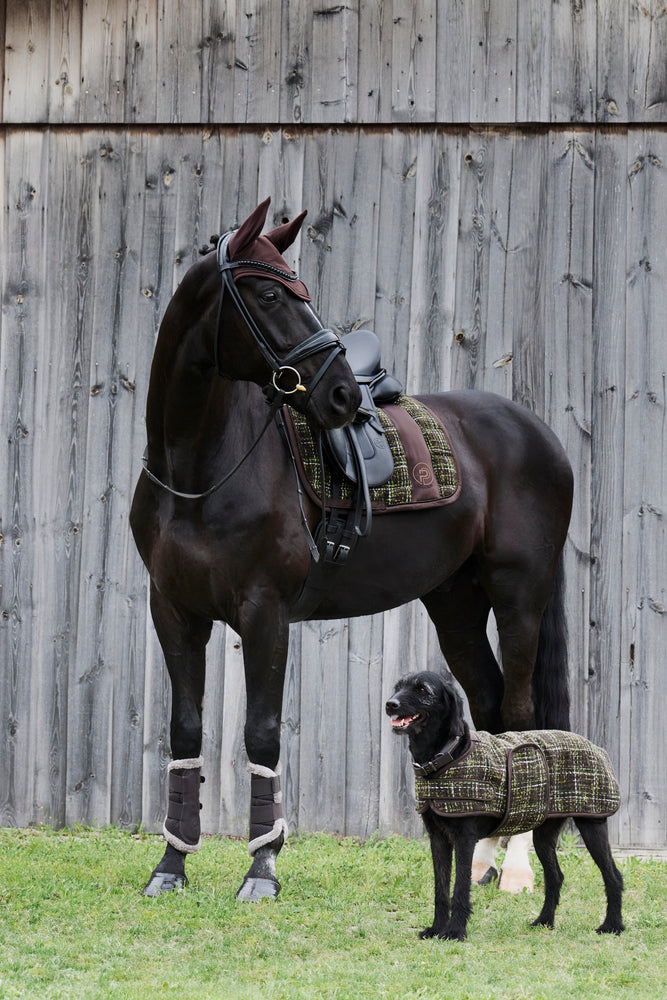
[531,553,570,730]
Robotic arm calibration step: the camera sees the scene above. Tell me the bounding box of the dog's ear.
[440,676,465,730]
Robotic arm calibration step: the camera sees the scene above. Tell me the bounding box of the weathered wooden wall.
[0,3,665,851]
[1,0,665,124]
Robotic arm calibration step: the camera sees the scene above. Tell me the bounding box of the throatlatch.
[163,756,204,854]
[248,762,288,856]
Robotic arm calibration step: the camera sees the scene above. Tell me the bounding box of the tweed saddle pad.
[415,730,620,837]
[284,395,460,512]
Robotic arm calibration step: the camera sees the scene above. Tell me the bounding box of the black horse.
[130,199,573,900]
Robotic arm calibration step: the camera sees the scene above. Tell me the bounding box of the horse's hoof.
[235,876,280,902]
[499,866,534,894]
[474,865,499,886]
[142,871,187,897]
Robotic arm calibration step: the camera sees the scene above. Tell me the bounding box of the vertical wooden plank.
[378,605,427,839]
[628,0,667,122]
[2,1,50,121]
[434,0,472,123]
[450,129,495,391]
[0,131,48,825]
[405,129,461,394]
[505,131,549,415]
[279,0,313,124]
[28,130,88,828]
[515,0,552,122]
[619,130,667,847]
[479,128,515,400]
[390,0,436,123]
[596,0,628,122]
[311,4,358,123]
[212,627,248,836]
[105,134,155,829]
[357,0,392,124]
[300,129,382,333]
[297,619,349,833]
[344,614,384,836]
[79,0,128,122]
[125,0,158,122]
[156,0,203,123]
[281,623,304,834]
[551,0,597,122]
[373,129,419,383]
[543,130,595,739]
[587,130,627,821]
[232,0,281,122]
[200,0,236,123]
[469,0,517,124]
[48,0,82,122]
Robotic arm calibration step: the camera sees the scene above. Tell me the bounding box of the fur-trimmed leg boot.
[163,756,204,855]
[236,762,288,901]
[143,756,204,897]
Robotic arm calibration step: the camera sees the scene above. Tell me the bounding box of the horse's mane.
[199,235,221,256]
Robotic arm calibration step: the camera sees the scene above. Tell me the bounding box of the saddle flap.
[325,388,395,488]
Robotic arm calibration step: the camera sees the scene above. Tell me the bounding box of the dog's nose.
[385,697,399,715]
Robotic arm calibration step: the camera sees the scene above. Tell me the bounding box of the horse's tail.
[531,553,570,730]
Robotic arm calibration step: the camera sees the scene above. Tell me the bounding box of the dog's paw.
[439,927,467,941]
[596,920,624,936]
[420,923,467,941]
[530,916,554,930]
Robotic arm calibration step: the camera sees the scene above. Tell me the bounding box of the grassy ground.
[0,828,665,1000]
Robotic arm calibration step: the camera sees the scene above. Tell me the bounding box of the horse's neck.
[146,325,265,490]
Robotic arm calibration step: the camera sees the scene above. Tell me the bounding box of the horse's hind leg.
[143,584,212,896]
[421,561,504,733]
[575,818,624,934]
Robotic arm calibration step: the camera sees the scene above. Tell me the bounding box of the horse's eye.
[261,289,279,304]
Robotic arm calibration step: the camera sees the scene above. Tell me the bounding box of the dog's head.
[385,671,464,739]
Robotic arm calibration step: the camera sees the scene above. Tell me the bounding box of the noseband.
[215,232,346,406]
[142,231,348,502]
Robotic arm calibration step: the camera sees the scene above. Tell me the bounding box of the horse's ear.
[229,198,271,258]
[265,210,307,253]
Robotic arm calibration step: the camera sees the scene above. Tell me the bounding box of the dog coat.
[414,730,620,836]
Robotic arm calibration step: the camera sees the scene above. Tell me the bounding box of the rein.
[141,230,347,502]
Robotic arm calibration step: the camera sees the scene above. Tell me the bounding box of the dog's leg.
[499,832,534,893]
[440,829,477,941]
[420,819,452,939]
[575,818,625,935]
[530,820,564,928]
[471,837,499,884]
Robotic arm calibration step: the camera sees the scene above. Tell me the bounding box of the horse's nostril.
[332,382,361,415]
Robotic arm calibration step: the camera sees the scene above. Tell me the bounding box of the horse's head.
[214,198,360,429]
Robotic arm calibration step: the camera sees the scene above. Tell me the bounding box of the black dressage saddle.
[324,329,403,488]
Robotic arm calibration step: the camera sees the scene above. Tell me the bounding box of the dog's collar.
[412,732,467,778]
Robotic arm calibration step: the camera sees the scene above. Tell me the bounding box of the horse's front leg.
[143,585,212,896]
[235,601,290,902]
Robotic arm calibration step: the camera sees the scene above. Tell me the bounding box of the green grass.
[0,828,665,1000]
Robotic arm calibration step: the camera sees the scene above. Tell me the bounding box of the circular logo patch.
[412,462,434,487]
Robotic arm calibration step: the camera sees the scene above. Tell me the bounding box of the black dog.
[386,671,624,941]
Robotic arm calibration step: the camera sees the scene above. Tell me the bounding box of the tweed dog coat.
[415,729,620,836]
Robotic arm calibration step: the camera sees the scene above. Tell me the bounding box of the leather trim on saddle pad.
[283,395,461,512]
